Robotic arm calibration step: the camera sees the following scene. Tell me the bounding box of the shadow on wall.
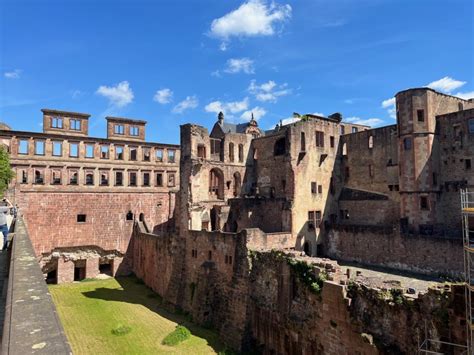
[81,275,226,353]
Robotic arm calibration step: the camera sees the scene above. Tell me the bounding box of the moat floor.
[49,276,226,355]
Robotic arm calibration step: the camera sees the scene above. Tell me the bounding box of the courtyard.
[49,276,226,355]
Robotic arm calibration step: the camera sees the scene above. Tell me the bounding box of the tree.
[0,146,14,196]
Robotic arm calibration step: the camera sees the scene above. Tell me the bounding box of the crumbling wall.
[326,225,463,276]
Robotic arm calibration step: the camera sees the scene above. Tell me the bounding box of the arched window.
[368,135,374,149]
[342,143,347,156]
[233,172,241,197]
[238,144,244,162]
[274,137,286,156]
[139,213,145,222]
[85,173,94,185]
[229,142,234,162]
[209,168,224,200]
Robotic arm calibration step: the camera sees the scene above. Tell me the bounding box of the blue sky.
[1,0,473,144]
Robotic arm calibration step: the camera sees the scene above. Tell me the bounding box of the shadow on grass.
[81,276,227,354]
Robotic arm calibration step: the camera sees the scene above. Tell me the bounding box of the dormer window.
[114,124,124,135]
[70,119,81,131]
[130,126,139,136]
[52,117,63,129]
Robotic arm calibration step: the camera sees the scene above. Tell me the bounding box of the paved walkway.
[0,215,14,343]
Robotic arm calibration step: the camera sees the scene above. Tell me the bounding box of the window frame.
[69,142,79,158]
[70,119,81,131]
[18,139,29,155]
[34,140,45,156]
[52,141,63,157]
[130,126,139,136]
[114,124,125,135]
[51,117,63,129]
[85,143,95,159]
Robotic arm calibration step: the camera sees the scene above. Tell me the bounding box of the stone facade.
[0,108,179,281]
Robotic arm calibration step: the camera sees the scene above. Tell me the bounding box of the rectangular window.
[469,119,474,134]
[168,172,176,187]
[101,145,109,159]
[100,171,109,186]
[115,146,124,160]
[466,159,472,170]
[52,141,62,156]
[403,137,412,150]
[168,149,175,163]
[340,125,345,135]
[69,143,79,157]
[52,117,63,128]
[315,131,324,148]
[34,169,44,184]
[35,140,45,155]
[129,172,137,186]
[143,172,150,186]
[308,211,315,229]
[129,147,138,161]
[155,149,163,162]
[85,172,94,185]
[369,164,374,177]
[300,132,306,151]
[21,170,28,184]
[156,172,163,187]
[143,148,151,162]
[420,196,429,210]
[318,185,323,194]
[77,214,86,223]
[311,182,317,194]
[315,211,322,227]
[130,126,139,136]
[417,109,425,122]
[352,127,358,133]
[330,136,335,148]
[69,171,78,185]
[114,124,124,135]
[210,139,221,155]
[18,140,29,155]
[345,166,350,179]
[115,171,123,186]
[197,145,206,158]
[70,119,81,131]
[85,144,94,158]
[51,170,61,185]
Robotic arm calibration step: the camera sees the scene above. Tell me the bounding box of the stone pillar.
[57,257,74,284]
[85,258,99,279]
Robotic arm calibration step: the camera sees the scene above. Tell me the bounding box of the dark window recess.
[197,145,206,158]
[330,136,335,148]
[466,159,472,170]
[318,185,322,194]
[345,166,350,179]
[311,182,317,194]
[156,173,163,186]
[126,211,134,220]
[77,214,86,223]
[403,138,412,150]
[420,196,429,210]
[300,132,306,152]
[432,172,438,186]
[417,109,425,122]
[208,251,212,260]
[143,173,150,186]
[315,131,324,148]
[274,138,286,156]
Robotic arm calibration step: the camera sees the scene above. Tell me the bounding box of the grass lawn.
[49,276,226,355]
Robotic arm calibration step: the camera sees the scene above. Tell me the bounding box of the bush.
[162,325,191,346]
[111,325,132,336]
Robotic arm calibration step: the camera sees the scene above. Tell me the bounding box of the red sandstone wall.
[16,192,174,255]
[326,226,463,276]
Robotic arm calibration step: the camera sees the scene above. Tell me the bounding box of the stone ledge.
[2,217,72,355]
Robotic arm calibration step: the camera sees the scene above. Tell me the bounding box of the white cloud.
[205,98,249,116]
[96,81,134,107]
[454,91,474,100]
[381,97,395,108]
[240,106,266,121]
[345,117,384,127]
[172,96,199,114]
[211,70,222,77]
[426,76,466,93]
[210,0,292,50]
[381,97,396,119]
[224,58,255,74]
[71,90,83,99]
[153,88,173,104]
[4,69,22,79]
[248,79,291,103]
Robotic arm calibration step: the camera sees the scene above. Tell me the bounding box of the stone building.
[0,108,180,282]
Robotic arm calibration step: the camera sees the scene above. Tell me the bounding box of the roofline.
[395,87,473,101]
[41,109,91,118]
[105,116,147,125]
[0,129,179,148]
[436,107,474,118]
